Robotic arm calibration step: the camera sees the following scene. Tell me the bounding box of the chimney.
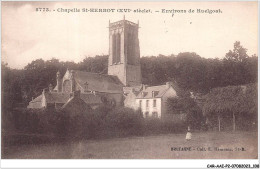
[142,84,148,90]
[73,90,80,98]
[56,71,62,92]
[166,82,173,88]
[49,84,53,92]
[84,82,89,92]
[70,70,76,92]
[70,90,81,99]
[42,88,48,95]
[141,91,146,98]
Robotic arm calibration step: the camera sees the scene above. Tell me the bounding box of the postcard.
[1,1,258,168]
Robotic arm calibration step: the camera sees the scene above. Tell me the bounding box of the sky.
[1,1,258,69]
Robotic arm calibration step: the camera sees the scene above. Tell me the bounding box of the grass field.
[2,131,258,159]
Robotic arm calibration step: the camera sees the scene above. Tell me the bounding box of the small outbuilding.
[61,90,92,115]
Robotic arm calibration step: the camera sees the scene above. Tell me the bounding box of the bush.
[103,107,143,137]
[4,105,194,146]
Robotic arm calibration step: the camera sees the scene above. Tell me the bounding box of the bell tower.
[108,17,141,87]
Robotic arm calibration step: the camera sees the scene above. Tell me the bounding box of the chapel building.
[28,17,180,120]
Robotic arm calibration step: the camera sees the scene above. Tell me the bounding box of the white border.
[1,159,259,168]
[0,0,259,168]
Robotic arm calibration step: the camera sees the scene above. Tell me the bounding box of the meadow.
[2,131,257,159]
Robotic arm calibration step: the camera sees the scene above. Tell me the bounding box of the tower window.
[112,34,116,64]
[139,100,142,108]
[116,33,121,63]
[127,33,135,65]
[112,33,121,64]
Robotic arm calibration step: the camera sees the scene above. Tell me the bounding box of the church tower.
[108,17,141,87]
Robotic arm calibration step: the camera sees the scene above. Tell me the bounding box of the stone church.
[28,18,179,119]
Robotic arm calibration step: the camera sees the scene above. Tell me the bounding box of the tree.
[2,41,258,113]
[1,62,23,109]
[222,41,257,87]
[78,55,108,73]
[202,83,257,131]
[225,41,249,62]
[167,96,203,129]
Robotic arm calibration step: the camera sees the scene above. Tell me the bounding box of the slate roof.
[28,91,102,109]
[123,85,143,96]
[135,82,182,99]
[74,70,124,94]
[61,95,92,115]
[54,70,124,94]
[136,84,170,99]
[44,92,70,103]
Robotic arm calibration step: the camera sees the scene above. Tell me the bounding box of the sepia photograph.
[1,1,259,167]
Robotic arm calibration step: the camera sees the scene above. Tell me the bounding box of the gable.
[62,70,71,81]
[161,87,177,99]
[27,94,44,109]
[62,96,92,115]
